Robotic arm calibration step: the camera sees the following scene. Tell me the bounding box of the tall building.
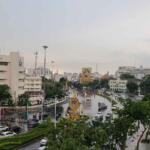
[0,52,25,99]
[24,75,43,105]
[116,66,150,80]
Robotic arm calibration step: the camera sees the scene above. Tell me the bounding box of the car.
[112,105,118,111]
[0,131,16,138]
[38,146,47,150]
[105,113,113,121]
[95,112,103,120]
[40,137,48,146]
[10,126,22,134]
[0,125,9,132]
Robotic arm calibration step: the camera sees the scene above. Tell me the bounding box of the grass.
[0,122,50,150]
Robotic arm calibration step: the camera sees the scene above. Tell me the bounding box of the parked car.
[38,146,47,150]
[0,125,9,132]
[95,112,103,121]
[0,131,16,138]
[40,137,48,146]
[105,112,113,121]
[98,102,107,111]
[10,126,22,134]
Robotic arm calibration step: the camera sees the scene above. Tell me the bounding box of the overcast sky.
[0,0,150,74]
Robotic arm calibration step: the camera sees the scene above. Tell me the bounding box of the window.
[0,62,8,66]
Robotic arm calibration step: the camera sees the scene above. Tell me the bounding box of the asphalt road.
[18,139,41,150]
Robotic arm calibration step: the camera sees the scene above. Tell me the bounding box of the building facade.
[24,75,43,105]
[80,67,93,84]
[109,79,127,92]
[26,67,52,79]
[116,66,150,80]
[0,52,25,100]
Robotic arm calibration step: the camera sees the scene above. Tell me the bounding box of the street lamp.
[54,96,57,128]
[42,45,48,121]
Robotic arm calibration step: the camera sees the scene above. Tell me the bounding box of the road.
[18,139,41,150]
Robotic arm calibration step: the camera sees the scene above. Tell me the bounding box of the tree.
[120,73,135,80]
[140,75,150,95]
[43,78,66,99]
[112,116,135,150]
[127,81,138,94]
[47,118,108,150]
[100,79,109,89]
[18,93,30,106]
[0,85,12,106]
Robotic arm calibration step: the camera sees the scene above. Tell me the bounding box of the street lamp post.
[54,96,57,128]
[42,45,48,121]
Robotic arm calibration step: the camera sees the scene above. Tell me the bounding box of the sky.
[0,0,150,74]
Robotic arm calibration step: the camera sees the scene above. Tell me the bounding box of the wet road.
[14,94,150,150]
[18,139,41,150]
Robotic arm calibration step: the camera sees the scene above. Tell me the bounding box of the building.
[24,75,43,105]
[109,79,127,92]
[72,73,79,82]
[54,73,64,82]
[0,52,25,100]
[64,72,79,82]
[27,67,52,79]
[80,67,93,84]
[91,72,101,80]
[64,72,73,81]
[116,66,150,80]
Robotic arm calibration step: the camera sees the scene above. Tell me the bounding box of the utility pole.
[54,96,57,128]
[42,45,48,121]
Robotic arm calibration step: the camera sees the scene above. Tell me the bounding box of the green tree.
[120,73,135,80]
[18,93,30,106]
[140,75,150,95]
[43,78,66,99]
[0,85,12,106]
[100,79,109,89]
[112,116,135,150]
[127,81,138,94]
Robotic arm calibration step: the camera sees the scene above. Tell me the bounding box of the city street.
[18,139,41,150]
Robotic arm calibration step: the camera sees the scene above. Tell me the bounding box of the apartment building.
[24,75,43,105]
[0,52,25,99]
[109,79,127,92]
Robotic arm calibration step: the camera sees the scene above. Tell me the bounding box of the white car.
[0,131,16,138]
[40,138,48,146]
[0,125,9,132]
[38,146,47,150]
[95,112,103,119]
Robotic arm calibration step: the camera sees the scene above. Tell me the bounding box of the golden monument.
[67,94,80,120]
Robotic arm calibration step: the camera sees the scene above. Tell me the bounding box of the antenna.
[96,63,98,72]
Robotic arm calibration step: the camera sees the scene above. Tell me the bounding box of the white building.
[27,67,52,79]
[91,72,101,80]
[24,75,43,105]
[72,73,79,82]
[64,72,72,81]
[0,52,25,100]
[54,73,64,82]
[109,79,127,92]
[116,66,150,80]
[64,72,79,82]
